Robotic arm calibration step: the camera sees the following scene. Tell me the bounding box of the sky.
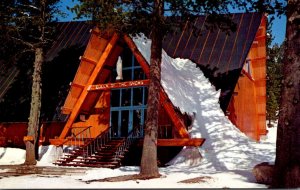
[56,0,286,46]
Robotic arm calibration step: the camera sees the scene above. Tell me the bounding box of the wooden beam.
[23,136,34,142]
[123,35,150,78]
[88,79,150,91]
[255,35,266,41]
[124,35,190,138]
[70,82,85,89]
[59,33,119,139]
[50,138,205,147]
[138,138,205,147]
[159,91,190,138]
[248,56,266,61]
[49,139,86,146]
[79,56,97,65]
[241,69,255,82]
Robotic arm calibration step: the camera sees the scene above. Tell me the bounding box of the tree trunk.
[24,47,43,165]
[140,0,163,178]
[272,0,300,187]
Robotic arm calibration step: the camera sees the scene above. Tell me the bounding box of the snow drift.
[132,34,275,172]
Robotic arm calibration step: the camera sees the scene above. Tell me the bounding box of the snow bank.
[132,34,276,171]
[0,147,25,165]
[37,145,63,166]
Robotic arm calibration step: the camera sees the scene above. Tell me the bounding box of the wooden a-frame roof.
[56,29,190,140]
[45,12,264,115]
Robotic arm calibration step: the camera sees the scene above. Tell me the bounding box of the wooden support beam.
[251,61,265,68]
[50,138,205,147]
[23,136,34,142]
[241,69,255,81]
[88,79,150,91]
[138,138,205,147]
[70,82,85,89]
[79,56,97,65]
[159,91,190,138]
[49,138,86,146]
[255,35,266,41]
[124,35,190,138]
[123,35,150,78]
[248,56,266,62]
[59,33,119,139]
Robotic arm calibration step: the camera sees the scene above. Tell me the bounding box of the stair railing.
[56,126,112,164]
[113,126,141,162]
[63,126,92,155]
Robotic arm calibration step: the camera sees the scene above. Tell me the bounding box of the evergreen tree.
[272,0,300,187]
[71,0,285,178]
[266,43,283,127]
[1,0,61,165]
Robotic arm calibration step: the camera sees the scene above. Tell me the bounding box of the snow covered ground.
[0,35,277,188]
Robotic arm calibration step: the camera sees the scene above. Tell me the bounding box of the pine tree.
[272,0,300,187]
[266,43,283,127]
[1,0,61,165]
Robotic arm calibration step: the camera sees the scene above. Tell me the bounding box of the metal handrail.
[113,126,141,162]
[60,126,92,146]
[58,127,112,162]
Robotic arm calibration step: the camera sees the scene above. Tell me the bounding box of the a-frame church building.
[0,12,267,168]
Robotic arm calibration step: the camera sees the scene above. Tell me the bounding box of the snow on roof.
[132,34,275,171]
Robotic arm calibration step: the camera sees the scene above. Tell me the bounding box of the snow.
[0,35,277,188]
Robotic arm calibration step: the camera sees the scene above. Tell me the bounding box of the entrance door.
[110,108,146,138]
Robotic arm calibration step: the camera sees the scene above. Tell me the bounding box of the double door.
[110,108,146,137]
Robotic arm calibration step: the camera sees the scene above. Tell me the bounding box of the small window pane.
[133,87,143,106]
[111,90,120,107]
[144,87,148,105]
[133,68,145,80]
[133,56,139,66]
[121,89,131,106]
[111,111,119,137]
[122,69,132,81]
[121,110,129,137]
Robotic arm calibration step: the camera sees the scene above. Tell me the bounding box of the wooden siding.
[227,15,267,141]
[0,122,65,147]
[72,91,111,138]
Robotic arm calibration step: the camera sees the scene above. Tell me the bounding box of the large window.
[110,48,147,137]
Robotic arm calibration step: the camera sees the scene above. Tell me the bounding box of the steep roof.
[45,21,92,62]
[162,12,263,111]
[0,63,19,100]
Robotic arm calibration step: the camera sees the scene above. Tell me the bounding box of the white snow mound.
[132,34,276,171]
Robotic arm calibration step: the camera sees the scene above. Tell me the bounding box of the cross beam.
[87,79,150,91]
